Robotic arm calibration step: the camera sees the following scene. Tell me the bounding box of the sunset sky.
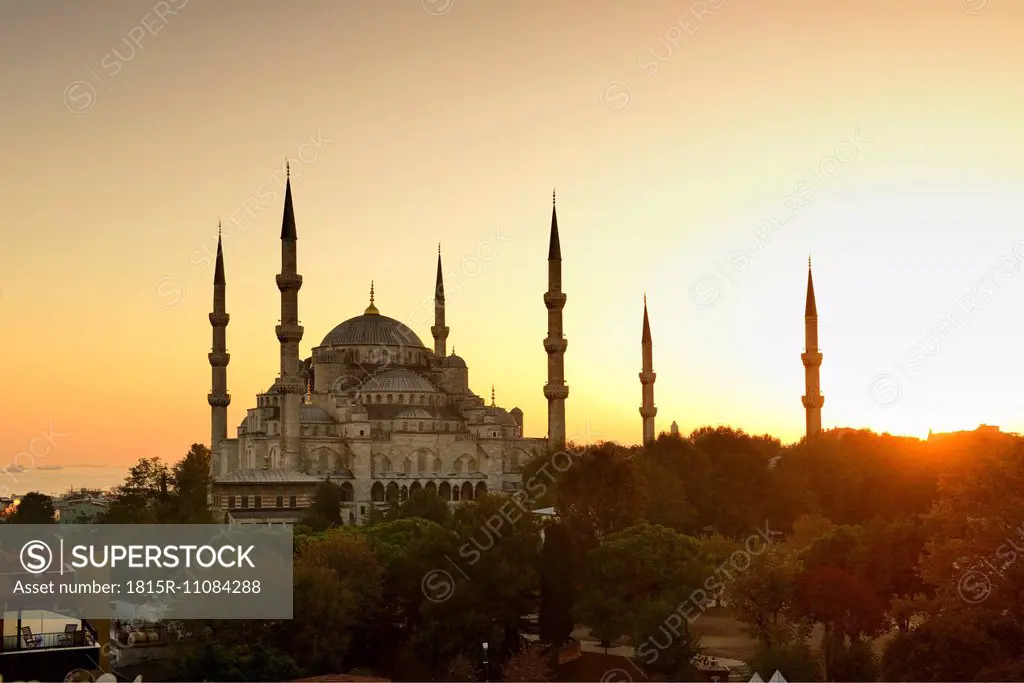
[3,0,1024,468]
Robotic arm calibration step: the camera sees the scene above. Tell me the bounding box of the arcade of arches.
[371,480,488,503]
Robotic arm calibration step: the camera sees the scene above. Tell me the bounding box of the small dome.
[300,405,336,424]
[360,368,437,393]
[441,353,467,368]
[510,407,523,415]
[397,407,433,419]
[320,314,425,349]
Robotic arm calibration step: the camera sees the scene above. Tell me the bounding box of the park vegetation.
[5,427,1024,681]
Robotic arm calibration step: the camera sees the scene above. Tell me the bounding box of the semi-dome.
[360,368,437,393]
[300,405,336,423]
[320,313,425,349]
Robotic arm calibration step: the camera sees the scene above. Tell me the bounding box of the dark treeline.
[6,428,1023,681]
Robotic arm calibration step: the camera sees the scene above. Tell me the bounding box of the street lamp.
[482,642,489,682]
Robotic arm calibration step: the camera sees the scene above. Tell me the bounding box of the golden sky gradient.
[3,0,1024,467]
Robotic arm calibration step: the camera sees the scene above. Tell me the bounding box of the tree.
[414,495,542,673]
[793,564,887,680]
[6,491,55,524]
[168,528,382,681]
[101,447,213,524]
[576,524,711,650]
[555,443,643,566]
[302,478,344,531]
[101,457,175,523]
[538,521,574,645]
[371,487,451,526]
[633,599,703,681]
[726,541,808,648]
[170,642,299,682]
[172,443,214,523]
[852,515,928,631]
[502,645,552,682]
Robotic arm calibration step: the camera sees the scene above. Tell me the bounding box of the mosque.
[207,170,569,524]
[207,170,824,525]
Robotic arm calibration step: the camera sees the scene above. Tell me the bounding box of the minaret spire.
[365,281,379,315]
[543,191,569,448]
[208,225,231,475]
[639,295,657,445]
[801,257,824,440]
[276,171,304,469]
[491,385,496,407]
[431,244,449,356]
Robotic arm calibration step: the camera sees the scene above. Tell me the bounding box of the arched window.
[398,394,404,404]
[418,422,424,431]
[375,394,381,403]
[444,423,450,432]
[387,394,393,403]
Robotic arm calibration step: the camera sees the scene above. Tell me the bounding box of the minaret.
[276,163,304,469]
[543,189,569,448]
[431,244,449,357]
[801,256,824,440]
[208,223,231,470]
[639,294,657,446]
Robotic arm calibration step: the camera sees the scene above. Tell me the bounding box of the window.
[276,495,283,508]
[227,496,236,509]
[418,422,424,432]
[254,496,262,508]
[387,394,393,403]
[402,422,408,431]
[289,496,297,508]
[241,496,249,509]
[398,394,404,403]
[359,429,364,436]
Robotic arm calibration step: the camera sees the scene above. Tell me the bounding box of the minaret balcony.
[543,384,569,400]
[209,312,230,326]
[543,292,567,309]
[276,273,304,291]
[801,351,822,366]
[639,371,656,384]
[276,324,305,343]
[543,337,568,354]
[208,351,231,366]
[276,377,306,394]
[431,325,450,338]
[801,394,824,409]
[639,406,658,418]
[208,394,231,407]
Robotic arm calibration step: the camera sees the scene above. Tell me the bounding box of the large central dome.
[320,313,425,348]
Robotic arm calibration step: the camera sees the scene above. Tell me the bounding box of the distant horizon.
[3,421,1016,478]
